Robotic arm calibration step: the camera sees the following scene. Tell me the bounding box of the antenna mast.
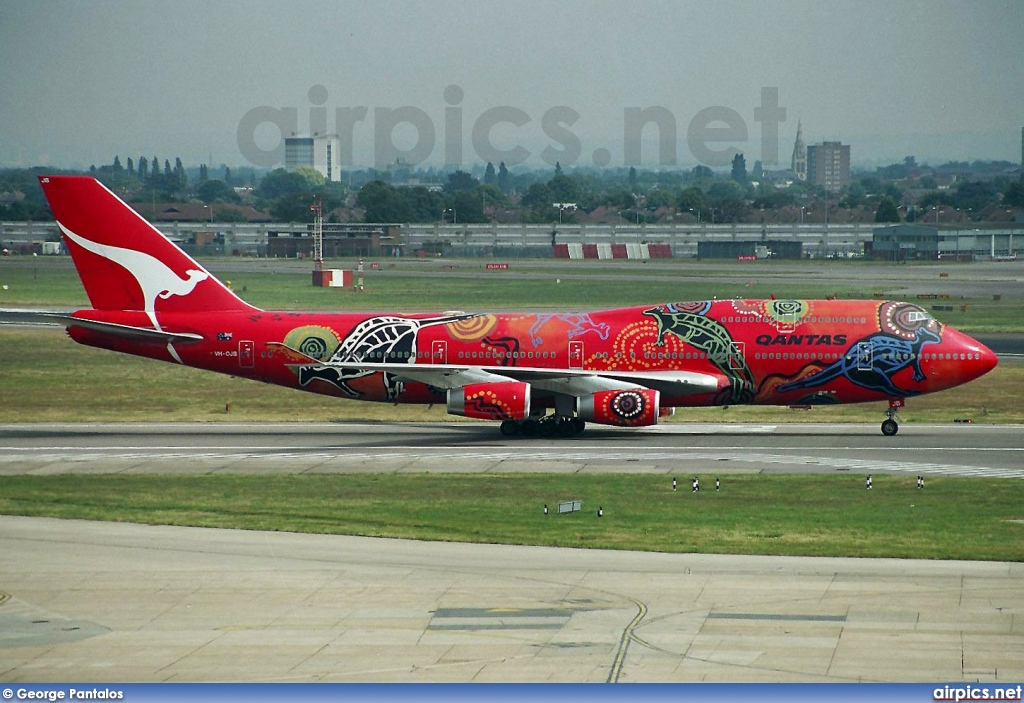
[311,195,323,272]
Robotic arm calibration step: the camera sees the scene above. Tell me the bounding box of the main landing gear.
[500,415,586,439]
[881,399,903,436]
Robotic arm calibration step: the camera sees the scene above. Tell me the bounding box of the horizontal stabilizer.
[0,309,203,343]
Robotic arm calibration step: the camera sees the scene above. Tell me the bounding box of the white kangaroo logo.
[59,223,209,332]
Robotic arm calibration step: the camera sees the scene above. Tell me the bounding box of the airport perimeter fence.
[1,220,874,259]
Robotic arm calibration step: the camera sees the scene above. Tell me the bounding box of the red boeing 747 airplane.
[19,175,998,437]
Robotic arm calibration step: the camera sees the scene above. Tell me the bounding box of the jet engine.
[447,381,531,421]
[578,388,660,427]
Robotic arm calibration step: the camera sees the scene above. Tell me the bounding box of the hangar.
[697,240,803,260]
[872,223,1020,261]
[267,223,403,258]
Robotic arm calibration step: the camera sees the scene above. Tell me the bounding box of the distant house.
[131,202,271,223]
[583,206,629,224]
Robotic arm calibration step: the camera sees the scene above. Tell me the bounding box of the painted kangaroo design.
[60,224,208,331]
[779,326,942,398]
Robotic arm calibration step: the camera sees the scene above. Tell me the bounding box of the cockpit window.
[907,311,932,323]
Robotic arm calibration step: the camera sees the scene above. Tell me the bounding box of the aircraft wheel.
[557,418,576,438]
[520,419,540,437]
[539,419,558,438]
[571,418,586,435]
[881,419,899,436]
[500,420,520,437]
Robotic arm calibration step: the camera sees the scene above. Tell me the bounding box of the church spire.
[791,120,807,181]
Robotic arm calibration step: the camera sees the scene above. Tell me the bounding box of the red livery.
[29,176,998,437]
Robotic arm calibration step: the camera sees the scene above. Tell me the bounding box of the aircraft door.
[729,342,746,370]
[856,342,872,371]
[239,340,255,369]
[568,340,584,369]
[431,340,448,365]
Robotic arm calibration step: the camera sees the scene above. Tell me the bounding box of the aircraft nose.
[948,328,998,381]
[976,338,999,377]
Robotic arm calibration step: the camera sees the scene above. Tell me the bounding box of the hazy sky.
[2,0,1022,171]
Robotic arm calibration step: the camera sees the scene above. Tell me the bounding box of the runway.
[1,422,1022,683]
[1,516,1022,683]
[1,421,1022,478]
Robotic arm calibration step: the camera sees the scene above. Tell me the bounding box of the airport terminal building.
[872,222,1020,261]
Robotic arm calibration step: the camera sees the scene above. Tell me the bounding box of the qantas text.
[755,334,848,346]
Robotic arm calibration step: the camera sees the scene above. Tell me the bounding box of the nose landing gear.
[881,398,903,436]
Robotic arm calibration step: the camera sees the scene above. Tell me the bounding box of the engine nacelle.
[447,381,531,421]
[578,388,660,427]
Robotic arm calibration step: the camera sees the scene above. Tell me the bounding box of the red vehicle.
[27,176,997,437]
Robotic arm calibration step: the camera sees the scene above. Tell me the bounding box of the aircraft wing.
[269,342,722,397]
[506,367,724,397]
[0,309,204,344]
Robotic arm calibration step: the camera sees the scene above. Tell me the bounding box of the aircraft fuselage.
[67,297,995,411]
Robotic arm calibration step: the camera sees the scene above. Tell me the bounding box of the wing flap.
[515,369,723,396]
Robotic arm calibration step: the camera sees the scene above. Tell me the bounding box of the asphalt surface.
[1,516,1022,683]
[1,422,1022,478]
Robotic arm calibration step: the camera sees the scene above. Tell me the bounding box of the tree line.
[1,154,1022,224]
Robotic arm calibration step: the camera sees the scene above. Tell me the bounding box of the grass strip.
[0,473,1021,561]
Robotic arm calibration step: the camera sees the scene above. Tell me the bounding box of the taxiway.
[1,516,1022,683]
[1,421,1022,478]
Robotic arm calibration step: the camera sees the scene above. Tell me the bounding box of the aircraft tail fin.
[38,175,256,320]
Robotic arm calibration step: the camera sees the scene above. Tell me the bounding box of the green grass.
[225,269,877,312]
[0,259,89,307]
[3,256,1023,330]
[0,473,1020,561]
[1,258,872,310]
